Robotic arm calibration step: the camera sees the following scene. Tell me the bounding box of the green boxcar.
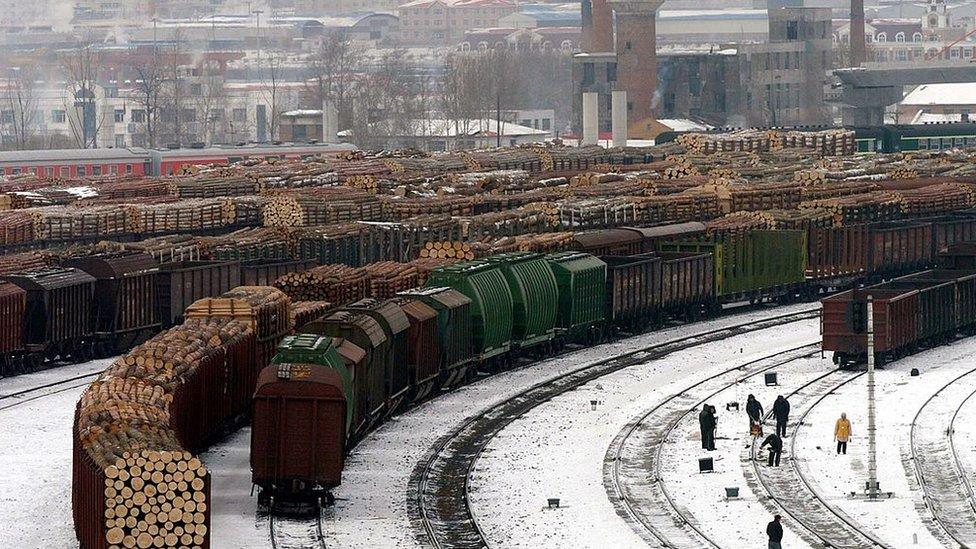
[661,230,806,298]
[545,251,607,339]
[272,334,356,437]
[484,252,559,349]
[426,260,513,359]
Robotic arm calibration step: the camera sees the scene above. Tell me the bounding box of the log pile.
[262,189,381,227]
[0,210,33,245]
[294,223,375,265]
[221,196,267,226]
[514,231,574,253]
[170,176,258,198]
[701,180,802,214]
[380,196,474,220]
[201,227,292,261]
[799,191,902,226]
[96,179,172,201]
[408,257,459,286]
[117,235,202,263]
[32,205,129,239]
[185,286,292,341]
[273,264,369,304]
[892,182,975,215]
[705,212,768,238]
[0,251,53,275]
[799,180,881,201]
[747,208,834,230]
[662,155,701,179]
[556,197,645,229]
[420,240,476,260]
[290,301,332,331]
[638,189,722,224]
[127,199,230,234]
[457,208,555,239]
[363,261,420,298]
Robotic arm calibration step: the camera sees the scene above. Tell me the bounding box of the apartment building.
[398,0,516,47]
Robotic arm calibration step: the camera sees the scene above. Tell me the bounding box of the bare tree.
[262,51,286,141]
[1,66,39,149]
[59,41,105,148]
[305,33,362,130]
[193,58,227,145]
[129,56,167,148]
[163,28,188,145]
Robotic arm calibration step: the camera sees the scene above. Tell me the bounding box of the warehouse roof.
[901,82,976,106]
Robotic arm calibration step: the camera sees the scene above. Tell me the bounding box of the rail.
[411,307,820,549]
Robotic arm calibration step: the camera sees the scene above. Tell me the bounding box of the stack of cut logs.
[702,180,802,214]
[514,232,574,253]
[799,180,880,201]
[380,196,474,219]
[0,251,52,275]
[290,301,332,331]
[31,205,128,239]
[127,199,228,234]
[892,182,975,215]
[663,155,700,179]
[0,210,33,244]
[170,176,258,198]
[273,264,369,304]
[420,241,476,260]
[363,261,420,298]
[747,208,834,230]
[705,212,768,238]
[409,257,459,285]
[800,191,902,226]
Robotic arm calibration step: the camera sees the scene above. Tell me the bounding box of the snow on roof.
[338,118,548,138]
[658,119,713,132]
[399,0,513,8]
[910,111,967,124]
[901,82,976,106]
[283,109,324,117]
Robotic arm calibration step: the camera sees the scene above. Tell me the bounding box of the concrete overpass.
[834,61,976,125]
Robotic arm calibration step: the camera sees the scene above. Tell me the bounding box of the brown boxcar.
[251,363,347,501]
[65,252,160,354]
[866,221,934,276]
[156,260,241,327]
[397,297,441,402]
[898,270,976,334]
[340,298,411,413]
[927,215,976,256]
[302,311,389,429]
[572,229,645,257]
[806,225,867,281]
[241,259,317,287]
[942,242,976,269]
[658,251,714,316]
[821,287,919,366]
[3,268,95,362]
[872,278,956,345]
[0,281,26,374]
[602,254,663,331]
[398,286,475,389]
[626,222,707,252]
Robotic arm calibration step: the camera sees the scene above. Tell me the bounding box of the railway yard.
[8,128,976,548]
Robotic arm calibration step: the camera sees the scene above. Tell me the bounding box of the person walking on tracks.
[835,412,852,455]
[761,432,783,466]
[707,404,718,450]
[699,405,716,450]
[746,394,764,442]
[773,395,791,438]
[767,514,784,549]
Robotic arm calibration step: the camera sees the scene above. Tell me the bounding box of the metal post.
[866,295,879,498]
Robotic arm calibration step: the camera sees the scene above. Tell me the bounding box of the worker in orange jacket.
[834,412,852,455]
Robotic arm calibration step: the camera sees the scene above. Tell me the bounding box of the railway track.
[409,307,820,549]
[908,365,976,547]
[269,501,328,549]
[746,370,891,549]
[604,343,820,548]
[0,370,103,411]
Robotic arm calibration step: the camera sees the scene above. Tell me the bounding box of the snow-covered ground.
[467,318,822,549]
[796,341,976,548]
[0,358,115,548]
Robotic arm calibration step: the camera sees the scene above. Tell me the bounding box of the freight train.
[0,257,315,375]
[0,142,356,179]
[822,243,976,366]
[247,212,976,505]
[655,123,976,154]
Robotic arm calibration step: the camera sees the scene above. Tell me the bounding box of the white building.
[338,118,549,151]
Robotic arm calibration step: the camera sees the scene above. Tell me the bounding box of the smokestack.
[850,0,866,66]
[610,0,664,126]
[322,99,338,143]
[611,90,628,147]
[582,0,614,52]
[582,92,599,145]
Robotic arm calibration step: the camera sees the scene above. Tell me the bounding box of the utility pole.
[866,295,880,498]
[496,92,501,148]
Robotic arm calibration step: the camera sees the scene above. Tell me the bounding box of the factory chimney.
[850,0,866,66]
[582,0,614,52]
[322,99,338,144]
[582,92,599,145]
[609,0,665,126]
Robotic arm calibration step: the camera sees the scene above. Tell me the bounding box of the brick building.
[398,0,517,47]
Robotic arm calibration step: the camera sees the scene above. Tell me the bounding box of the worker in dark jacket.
[761,432,783,466]
[707,404,718,450]
[767,515,783,549]
[699,405,715,450]
[746,394,763,432]
[773,395,791,438]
